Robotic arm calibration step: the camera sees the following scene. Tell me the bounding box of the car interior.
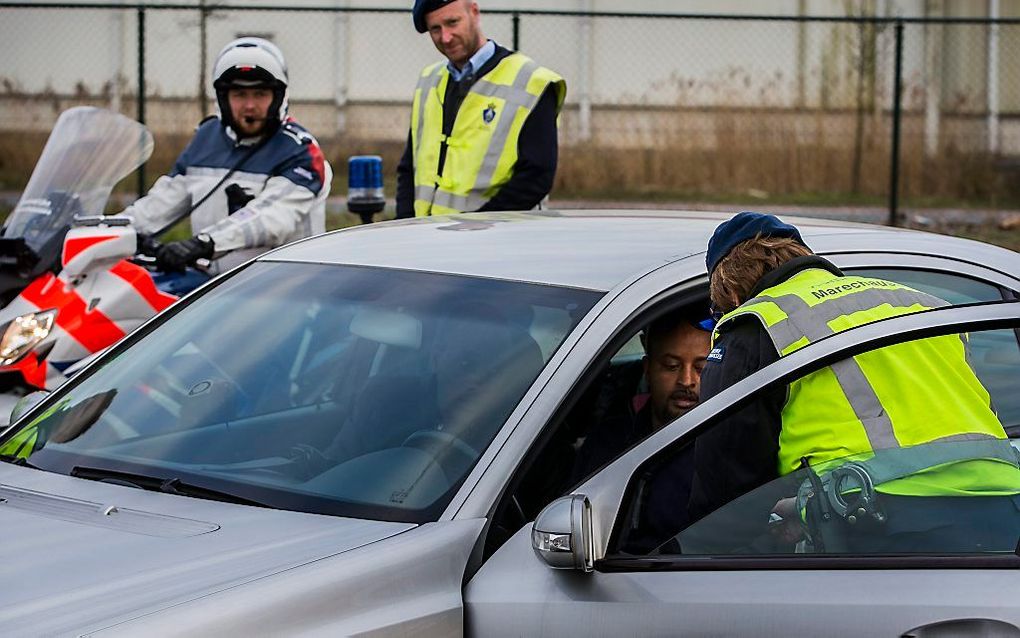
[482,290,713,557]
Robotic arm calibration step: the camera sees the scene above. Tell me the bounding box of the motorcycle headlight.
[0,309,56,366]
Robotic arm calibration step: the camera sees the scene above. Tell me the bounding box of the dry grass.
[937,224,1020,253]
[2,117,1018,212]
[556,143,1016,208]
[555,110,1020,209]
[0,132,49,190]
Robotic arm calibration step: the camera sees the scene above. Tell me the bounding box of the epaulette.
[280,120,315,145]
[195,114,218,132]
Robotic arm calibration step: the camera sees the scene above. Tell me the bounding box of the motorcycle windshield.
[4,107,153,253]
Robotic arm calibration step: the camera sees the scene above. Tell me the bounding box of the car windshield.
[0,262,600,523]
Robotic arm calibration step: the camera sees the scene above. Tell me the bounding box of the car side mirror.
[10,390,49,424]
[531,494,594,572]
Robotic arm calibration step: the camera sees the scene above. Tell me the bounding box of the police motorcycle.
[0,106,206,414]
[0,106,152,306]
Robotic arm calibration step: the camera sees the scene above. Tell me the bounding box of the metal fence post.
[137,5,147,198]
[888,20,903,228]
[199,0,209,118]
[512,12,520,51]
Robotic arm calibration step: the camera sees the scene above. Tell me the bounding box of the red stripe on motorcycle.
[5,350,47,390]
[109,260,178,312]
[20,273,126,353]
[62,235,119,266]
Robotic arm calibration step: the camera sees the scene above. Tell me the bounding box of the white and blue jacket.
[124,116,331,273]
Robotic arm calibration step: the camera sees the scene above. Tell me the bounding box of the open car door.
[465,301,1020,637]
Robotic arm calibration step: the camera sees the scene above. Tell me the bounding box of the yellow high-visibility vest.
[410,53,566,217]
[715,267,1020,496]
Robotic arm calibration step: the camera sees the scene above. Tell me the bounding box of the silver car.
[1,211,1018,636]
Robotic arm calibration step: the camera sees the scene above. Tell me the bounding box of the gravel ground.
[4,191,1018,233]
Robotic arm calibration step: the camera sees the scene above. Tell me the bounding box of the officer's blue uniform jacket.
[125,116,331,273]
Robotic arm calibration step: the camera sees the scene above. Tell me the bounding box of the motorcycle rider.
[123,37,331,276]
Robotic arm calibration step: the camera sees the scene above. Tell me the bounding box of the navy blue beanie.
[706,212,807,276]
[413,0,459,32]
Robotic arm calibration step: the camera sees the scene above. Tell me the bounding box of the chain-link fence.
[2,3,1019,221]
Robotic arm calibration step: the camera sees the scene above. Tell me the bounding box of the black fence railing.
[2,3,1019,224]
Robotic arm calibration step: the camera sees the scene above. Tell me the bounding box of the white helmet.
[212,37,289,136]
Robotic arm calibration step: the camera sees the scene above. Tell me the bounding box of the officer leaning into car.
[123,37,331,278]
[395,0,566,218]
[686,211,1020,553]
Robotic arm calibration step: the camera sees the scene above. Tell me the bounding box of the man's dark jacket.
[573,402,697,554]
[395,43,559,217]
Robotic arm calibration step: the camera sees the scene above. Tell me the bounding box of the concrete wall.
[1,0,1016,155]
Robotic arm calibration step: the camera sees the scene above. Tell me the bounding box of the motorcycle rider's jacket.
[712,263,1020,498]
[124,115,330,273]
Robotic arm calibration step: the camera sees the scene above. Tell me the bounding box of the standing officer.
[395,0,566,218]
[687,212,1020,553]
[124,37,331,277]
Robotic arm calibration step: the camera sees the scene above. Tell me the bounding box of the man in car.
[395,0,566,217]
[570,310,711,553]
[572,310,711,482]
[123,37,331,277]
[687,211,1020,552]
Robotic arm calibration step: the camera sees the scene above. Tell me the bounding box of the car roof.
[266,210,1019,292]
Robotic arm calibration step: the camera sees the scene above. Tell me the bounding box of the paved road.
[548,199,1019,227]
[3,191,1016,228]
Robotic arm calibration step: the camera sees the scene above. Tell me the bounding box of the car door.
[464,302,1020,637]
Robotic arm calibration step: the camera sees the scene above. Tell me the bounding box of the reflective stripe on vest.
[410,54,566,216]
[715,268,1020,495]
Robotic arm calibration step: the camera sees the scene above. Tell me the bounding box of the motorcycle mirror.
[10,390,49,424]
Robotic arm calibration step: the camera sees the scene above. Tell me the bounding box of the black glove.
[136,233,162,257]
[155,234,214,272]
[225,183,255,215]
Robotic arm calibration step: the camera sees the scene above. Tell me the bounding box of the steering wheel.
[402,429,480,479]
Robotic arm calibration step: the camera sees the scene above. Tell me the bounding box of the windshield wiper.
[70,465,267,507]
[0,454,41,469]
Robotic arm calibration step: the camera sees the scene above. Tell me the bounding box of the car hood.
[0,464,416,635]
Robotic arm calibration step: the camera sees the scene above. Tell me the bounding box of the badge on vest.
[707,347,725,362]
[483,102,497,124]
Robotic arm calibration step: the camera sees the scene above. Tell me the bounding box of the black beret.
[706,212,807,276]
[413,0,459,33]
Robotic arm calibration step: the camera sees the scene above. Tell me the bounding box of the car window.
[610,333,645,364]
[849,268,1020,433]
[481,299,712,557]
[671,437,1020,556]
[610,324,1020,559]
[0,262,601,523]
[847,268,1005,305]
